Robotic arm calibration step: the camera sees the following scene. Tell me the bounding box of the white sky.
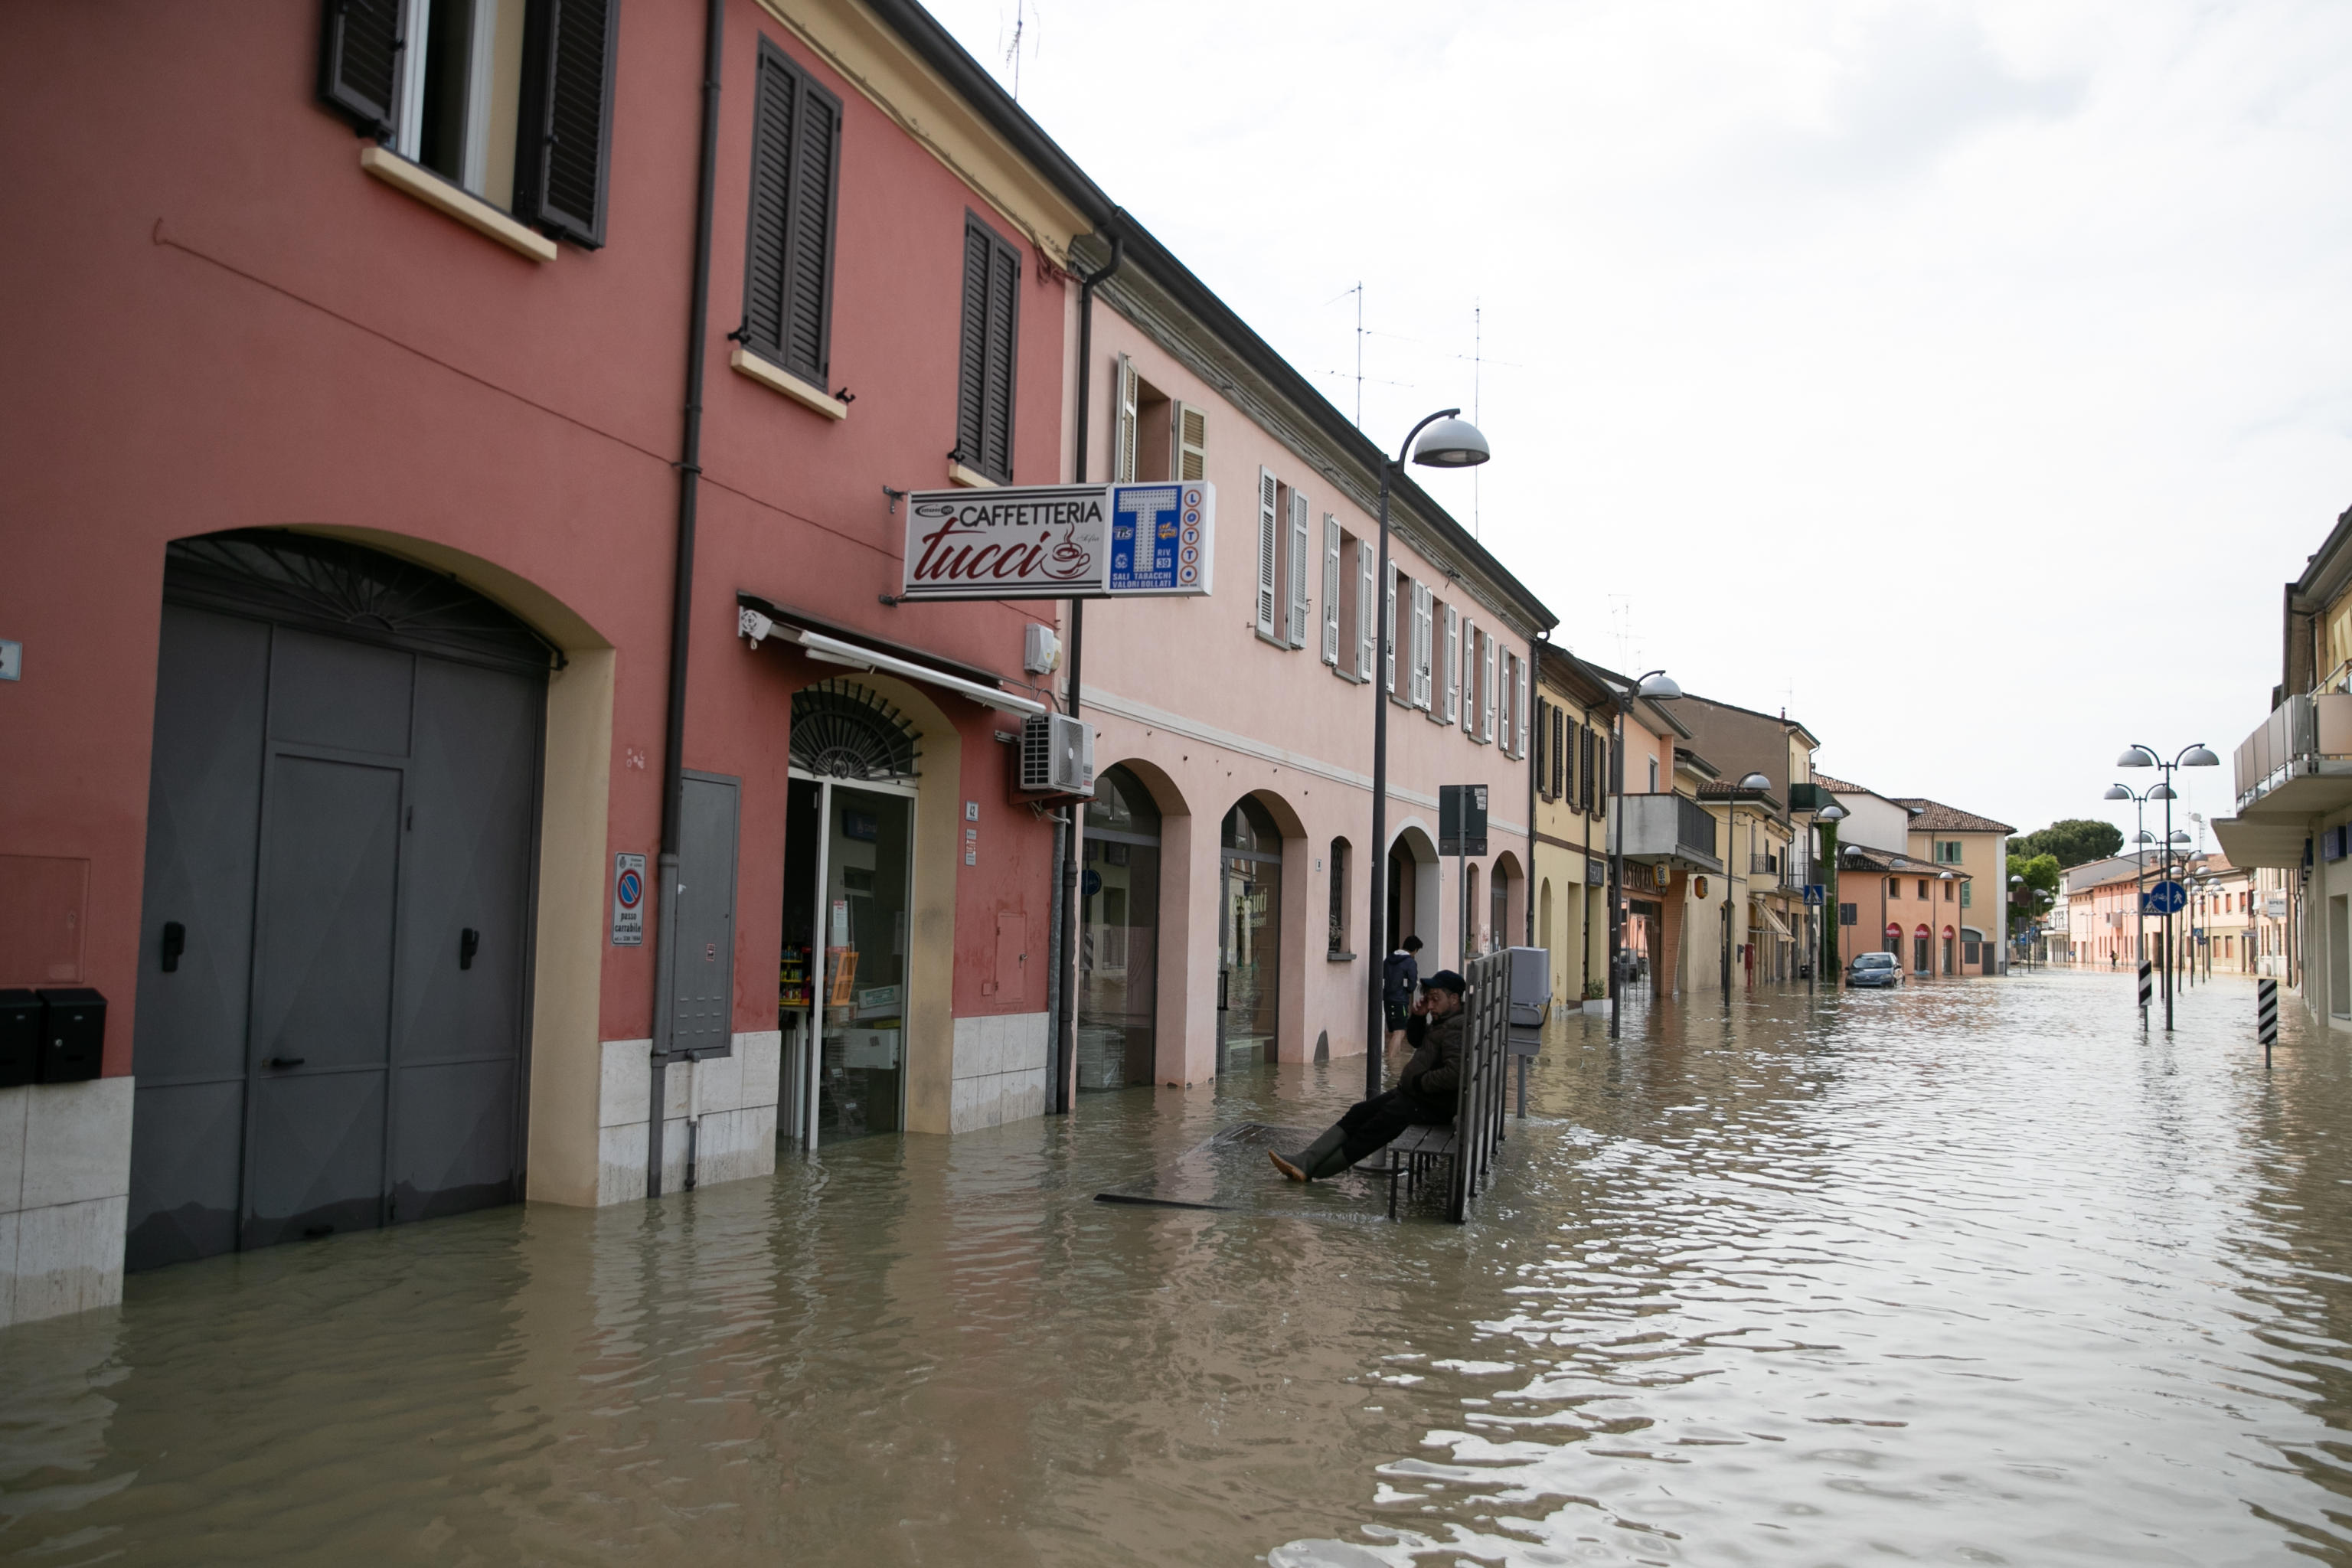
[929,0,2352,848]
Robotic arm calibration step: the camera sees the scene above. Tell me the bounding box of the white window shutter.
[1482,632,1498,741]
[1113,354,1138,483]
[1321,516,1341,665]
[1498,652,1514,755]
[1411,582,1432,708]
[1357,539,1375,681]
[1175,402,1207,481]
[1516,655,1530,759]
[1462,619,1477,730]
[1287,488,1311,648]
[1255,468,1279,637]
[1442,605,1460,724]
[1383,560,1398,694]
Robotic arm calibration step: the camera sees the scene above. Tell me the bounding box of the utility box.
[1018,711,1095,798]
[1504,947,1548,1057]
[0,989,38,1087]
[34,988,105,1082]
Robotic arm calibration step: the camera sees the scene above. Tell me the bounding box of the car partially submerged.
[1847,950,1903,988]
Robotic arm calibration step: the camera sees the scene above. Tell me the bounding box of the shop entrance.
[126,532,548,1270]
[781,681,920,1146]
[1217,796,1283,1072]
[1076,766,1160,1089]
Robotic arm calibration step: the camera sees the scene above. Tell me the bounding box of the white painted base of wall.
[0,1078,132,1329]
[596,1033,782,1205]
[951,1012,1049,1132]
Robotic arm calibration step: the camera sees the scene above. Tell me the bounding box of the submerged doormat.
[1093,1122,1416,1218]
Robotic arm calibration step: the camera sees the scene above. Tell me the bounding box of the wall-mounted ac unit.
[1020,712,1095,798]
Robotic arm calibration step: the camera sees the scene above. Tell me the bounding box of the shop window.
[1328,838,1351,954]
[1079,766,1162,1088]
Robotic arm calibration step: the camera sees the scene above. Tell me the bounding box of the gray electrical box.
[1504,947,1548,1057]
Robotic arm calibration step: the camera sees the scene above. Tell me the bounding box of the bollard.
[2138,959,2153,1025]
[2259,978,2278,1070]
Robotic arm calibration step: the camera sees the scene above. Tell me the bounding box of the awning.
[737,594,1047,718]
[1756,905,1792,938]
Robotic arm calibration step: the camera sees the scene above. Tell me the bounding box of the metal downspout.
[1054,230,1122,1116]
[648,0,727,1199]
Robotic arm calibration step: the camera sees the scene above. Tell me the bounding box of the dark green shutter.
[743,41,840,386]
[318,0,401,137]
[515,0,620,249]
[955,217,1020,482]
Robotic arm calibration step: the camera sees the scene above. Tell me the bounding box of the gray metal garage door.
[127,532,550,1270]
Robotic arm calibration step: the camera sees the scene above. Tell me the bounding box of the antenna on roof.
[1004,0,1027,100]
[1472,301,1481,537]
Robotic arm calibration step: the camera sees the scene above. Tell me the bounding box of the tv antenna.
[1325,283,1365,427]
[1003,0,1028,100]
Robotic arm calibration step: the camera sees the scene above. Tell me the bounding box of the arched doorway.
[1942,925,1955,975]
[1219,795,1284,1071]
[1913,924,1932,974]
[1077,765,1161,1088]
[128,531,553,1270]
[783,679,920,1142]
[1883,921,1902,958]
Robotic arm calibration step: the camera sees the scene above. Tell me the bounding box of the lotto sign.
[1106,482,1215,595]
[612,852,645,946]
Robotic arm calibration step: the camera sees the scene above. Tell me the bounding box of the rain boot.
[1273,1123,1348,1182]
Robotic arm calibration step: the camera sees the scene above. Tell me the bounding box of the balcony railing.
[1618,792,1722,871]
[2236,691,2352,812]
[1751,853,1779,877]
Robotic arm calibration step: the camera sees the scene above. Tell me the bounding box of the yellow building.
[1530,647,1618,1009]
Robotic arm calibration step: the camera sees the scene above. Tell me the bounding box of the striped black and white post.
[2138,959,2153,1024]
[2259,977,2279,1068]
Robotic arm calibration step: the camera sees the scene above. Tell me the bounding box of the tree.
[2008,818,2122,870]
[2007,852,2061,936]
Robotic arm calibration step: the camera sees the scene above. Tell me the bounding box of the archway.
[129,529,560,1270]
[1491,849,1525,954]
[1387,822,1440,959]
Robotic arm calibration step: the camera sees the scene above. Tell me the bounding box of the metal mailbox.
[34,988,105,1082]
[0,989,38,1088]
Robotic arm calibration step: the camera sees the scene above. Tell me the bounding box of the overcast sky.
[929,0,2352,850]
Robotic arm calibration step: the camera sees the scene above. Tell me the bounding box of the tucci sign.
[900,482,1214,601]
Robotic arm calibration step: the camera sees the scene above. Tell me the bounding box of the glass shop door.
[782,778,913,1145]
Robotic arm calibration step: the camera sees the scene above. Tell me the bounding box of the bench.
[1380,1122,1461,1219]
[1374,946,1540,1221]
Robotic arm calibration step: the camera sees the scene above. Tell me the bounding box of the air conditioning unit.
[1020,712,1095,797]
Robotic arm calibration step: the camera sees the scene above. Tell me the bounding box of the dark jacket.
[1397,1006,1465,1108]
[1381,950,1419,1012]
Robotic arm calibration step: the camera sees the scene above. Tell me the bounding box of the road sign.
[612,852,645,946]
[1439,784,1488,857]
[1802,884,1826,906]
[2138,959,2152,1012]
[2145,880,2187,915]
[2259,977,2279,1054]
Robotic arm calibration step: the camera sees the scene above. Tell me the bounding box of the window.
[1962,880,1972,908]
[954,215,1021,483]
[1461,619,1479,727]
[1383,561,1400,694]
[1498,652,1515,755]
[1355,538,1376,682]
[1533,699,1548,794]
[1410,581,1434,707]
[1935,839,1963,864]
[1516,654,1530,760]
[740,39,841,391]
[1111,356,1204,486]
[1944,880,1955,901]
[1888,877,1900,899]
[1321,515,1343,667]
[319,0,619,245]
[1253,469,1279,639]
[1483,632,1500,743]
[1647,756,1658,792]
[1328,838,1351,954]
[1285,486,1312,648]
[1918,879,1929,899]
[1442,605,1462,723]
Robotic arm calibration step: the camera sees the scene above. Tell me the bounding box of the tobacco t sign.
[900,482,1214,601]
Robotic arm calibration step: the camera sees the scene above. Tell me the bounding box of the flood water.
[5,970,2350,1565]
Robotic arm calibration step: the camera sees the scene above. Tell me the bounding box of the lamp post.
[2115,743,2221,1032]
[1363,410,1490,1097]
[1816,802,1849,986]
[1606,668,1681,1040]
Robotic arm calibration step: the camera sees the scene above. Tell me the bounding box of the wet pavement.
[4,969,2349,1565]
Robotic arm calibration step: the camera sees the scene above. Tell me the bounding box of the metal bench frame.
[1380,949,1511,1222]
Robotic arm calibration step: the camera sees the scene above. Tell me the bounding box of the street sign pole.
[2258,976,2279,1069]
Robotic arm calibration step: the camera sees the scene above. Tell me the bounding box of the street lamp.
[1364,410,1491,1096]
[2115,743,2220,1031]
[2109,783,2158,1020]
[1815,801,1849,988]
[1606,668,1681,1040]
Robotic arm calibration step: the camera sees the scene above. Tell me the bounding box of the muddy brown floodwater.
[5,970,2352,1565]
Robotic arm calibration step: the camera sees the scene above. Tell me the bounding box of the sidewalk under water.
[2,972,2347,1564]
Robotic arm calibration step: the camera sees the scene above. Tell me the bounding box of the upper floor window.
[1647,756,1659,792]
[1935,839,1963,864]
[740,40,841,391]
[1888,877,1901,899]
[1111,355,1205,485]
[320,0,619,245]
[1252,471,1314,649]
[954,215,1021,483]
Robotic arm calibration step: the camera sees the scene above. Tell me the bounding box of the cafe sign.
[900,482,1214,601]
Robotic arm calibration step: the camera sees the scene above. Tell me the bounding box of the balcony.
[1618,793,1723,874]
[2216,691,2352,868]
[1751,852,1779,877]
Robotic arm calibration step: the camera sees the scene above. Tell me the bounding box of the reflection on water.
[5,973,2352,1563]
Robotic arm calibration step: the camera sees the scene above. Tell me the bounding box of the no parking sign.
[612,852,645,946]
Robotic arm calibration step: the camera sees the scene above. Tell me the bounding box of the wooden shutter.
[1533,698,1547,793]
[318,0,401,136]
[1410,582,1432,708]
[1383,561,1398,694]
[956,218,1021,482]
[1114,354,1138,482]
[515,0,622,248]
[1460,618,1476,724]
[1321,517,1342,665]
[1429,606,1449,724]
[743,42,840,386]
[1356,539,1375,681]
[1176,403,1207,481]
[1254,468,1279,637]
[1482,633,1498,741]
[1287,488,1311,648]
[1553,707,1566,799]
[1497,652,1513,753]
[1516,656,1530,759]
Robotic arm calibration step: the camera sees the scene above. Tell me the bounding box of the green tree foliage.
[2006,852,2061,935]
[2008,818,2123,869]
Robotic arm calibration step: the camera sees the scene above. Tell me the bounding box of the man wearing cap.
[1270,969,1468,1182]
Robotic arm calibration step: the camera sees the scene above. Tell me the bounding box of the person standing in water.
[1271,969,1466,1182]
[1381,935,1423,1055]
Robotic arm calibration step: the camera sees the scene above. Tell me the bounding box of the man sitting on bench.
[1271,969,1465,1182]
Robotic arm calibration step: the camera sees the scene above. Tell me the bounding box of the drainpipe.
[1054,228,1123,1116]
[1528,632,1544,950]
[648,0,727,1199]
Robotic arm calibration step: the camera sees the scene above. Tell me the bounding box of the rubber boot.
[1274,1124,1348,1182]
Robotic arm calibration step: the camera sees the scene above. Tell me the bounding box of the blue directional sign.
[2145,879,2187,915]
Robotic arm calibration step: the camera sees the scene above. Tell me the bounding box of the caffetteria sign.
[900,482,1214,600]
